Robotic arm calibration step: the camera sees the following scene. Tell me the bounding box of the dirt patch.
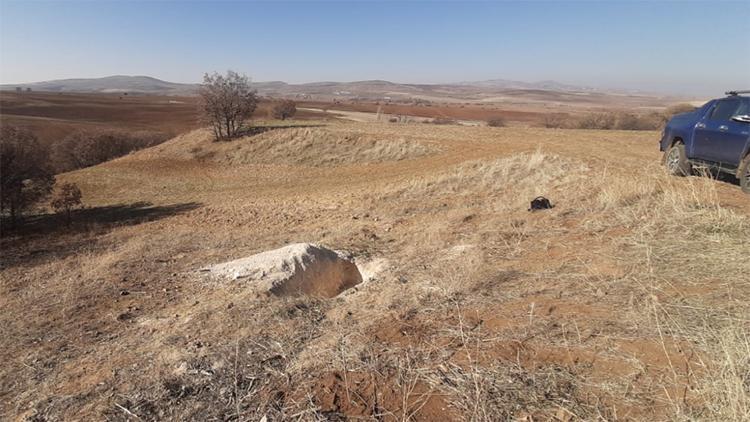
[307,371,452,420]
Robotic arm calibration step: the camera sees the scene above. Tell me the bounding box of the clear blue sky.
[1,1,748,95]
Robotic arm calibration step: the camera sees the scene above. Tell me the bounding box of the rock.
[206,243,363,298]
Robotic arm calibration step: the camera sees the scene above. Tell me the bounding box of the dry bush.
[614,112,662,130]
[575,112,660,130]
[427,117,457,125]
[0,126,54,224]
[576,113,616,130]
[50,182,83,226]
[52,129,169,172]
[270,100,297,120]
[486,117,506,127]
[541,114,568,128]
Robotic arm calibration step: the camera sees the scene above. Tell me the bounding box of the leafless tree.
[0,126,54,225]
[51,182,83,226]
[271,100,297,120]
[199,71,258,140]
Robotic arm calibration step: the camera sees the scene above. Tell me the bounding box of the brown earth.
[1,119,748,421]
[0,92,330,148]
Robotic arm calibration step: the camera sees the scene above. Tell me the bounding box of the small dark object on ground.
[528,196,554,211]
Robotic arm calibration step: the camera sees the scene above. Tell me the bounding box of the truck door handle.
[696,123,706,129]
[719,125,728,131]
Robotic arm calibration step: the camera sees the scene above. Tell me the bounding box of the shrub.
[576,112,661,131]
[427,117,457,125]
[271,100,297,120]
[576,113,616,130]
[614,113,661,130]
[541,115,567,129]
[52,129,168,172]
[486,117,506,127]
[51,182,83,226]
[0,126,54,224]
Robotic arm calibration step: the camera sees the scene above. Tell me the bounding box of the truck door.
[692,98,746,165]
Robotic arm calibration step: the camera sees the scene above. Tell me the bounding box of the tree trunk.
[9,202,16,228]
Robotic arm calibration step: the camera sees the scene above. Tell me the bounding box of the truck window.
[708,99,741,121]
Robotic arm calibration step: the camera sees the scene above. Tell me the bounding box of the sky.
[1,0,748,96]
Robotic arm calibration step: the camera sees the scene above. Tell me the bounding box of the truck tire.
[739,155,750,194]
[663,142,692,176]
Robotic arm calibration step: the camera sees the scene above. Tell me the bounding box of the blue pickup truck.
[660,91,750,193]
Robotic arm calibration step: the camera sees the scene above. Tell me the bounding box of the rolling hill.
[1,75,681,104]
[0,75,198,95]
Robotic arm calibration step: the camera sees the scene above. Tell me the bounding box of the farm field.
[0,90,682,150]
[1,119,748,420]
[0,92,332,149]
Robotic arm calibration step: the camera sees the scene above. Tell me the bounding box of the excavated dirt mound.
[206,243,363,298]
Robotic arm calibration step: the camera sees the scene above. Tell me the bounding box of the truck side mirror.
[731,114,750,123]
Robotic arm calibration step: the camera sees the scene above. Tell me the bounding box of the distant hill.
[1,75,677,103]
[0,75,198,95]
[459,79,596,92]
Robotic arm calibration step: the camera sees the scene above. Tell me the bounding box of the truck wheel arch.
[670,137,684,148]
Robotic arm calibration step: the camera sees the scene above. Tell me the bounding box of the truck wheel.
[663,143,692,176]
[739,155,750,194]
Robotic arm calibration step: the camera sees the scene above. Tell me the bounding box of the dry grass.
[150,124,435,168]
[1,120,748,421]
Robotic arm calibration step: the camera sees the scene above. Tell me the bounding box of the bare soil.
[0,92,329,148]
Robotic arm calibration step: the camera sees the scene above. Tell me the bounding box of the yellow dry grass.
[1,120,748,421]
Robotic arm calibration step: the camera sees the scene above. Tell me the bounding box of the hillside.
[2,121,748,420]
[1,75,685,107]
[1,75,198,95]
